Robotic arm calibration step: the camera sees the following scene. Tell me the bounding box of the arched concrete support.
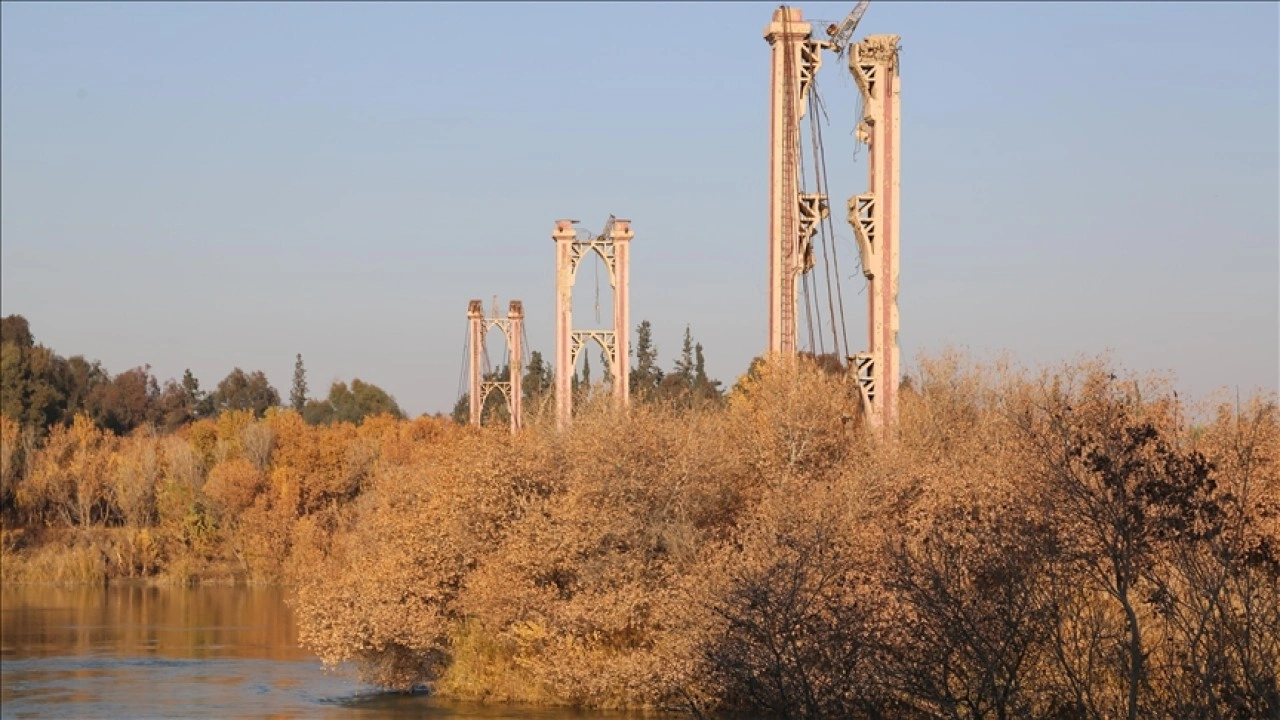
[467,298,525,434]
[553,217,633,430]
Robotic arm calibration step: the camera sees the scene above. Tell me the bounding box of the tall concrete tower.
[764,7,828,357]
[553,217,633,430]
[848,34,902,433]
[467,298,524,433]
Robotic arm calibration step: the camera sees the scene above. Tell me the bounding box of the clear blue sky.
[3,1,1276,417]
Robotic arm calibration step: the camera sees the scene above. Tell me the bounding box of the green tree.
[0,316,70,431]
[210,368,280,418]
[60,356,109,423]
[653,326,722,408]
[305,378,404,426]
[291,354,308,413]
[657,325,697,404]
[629,320,664,400]
[673,325,695,385]
[522,351,554,414]
[693,342,724,404]
[181,369,212,419]
[450,366,510,426]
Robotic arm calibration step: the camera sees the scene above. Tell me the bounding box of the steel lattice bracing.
[764,8,827,358]
[467,299,524,433]
[847,34,901,434]
[552,217,633,430]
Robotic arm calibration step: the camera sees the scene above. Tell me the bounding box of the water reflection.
[0,585,654,719]
[2,585,306,662]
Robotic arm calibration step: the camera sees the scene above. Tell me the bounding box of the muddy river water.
[0,584,649,719]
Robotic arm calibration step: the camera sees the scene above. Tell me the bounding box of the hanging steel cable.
[810,84,853,360]
[456,321,470,405]
[807,82,844,361]
[481,323,493,379]
[795,88,823,357]
[520,323,531,377]
[802,269,820,356]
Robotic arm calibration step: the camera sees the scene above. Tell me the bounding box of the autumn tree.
[24,414,115,526]
[0,315,34,348]
[796,351,846,376]
[86,365,161,435]
[882,494,1062,719]
[155,380,192,432]
[702,498,886,718]
[1144,398,1280,718]
[1025,371,1226,720]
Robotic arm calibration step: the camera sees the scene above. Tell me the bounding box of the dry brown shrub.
[264,409,309,469]
[725,354,858,484]
[694,474,889,717]
[23,415,116,526]
[214,410,257,464]
[240,420,275,472]
[287,422,360,513]
[203,458,265,518]
[455,402,749,709]
[294,424,514,685]
[160,435,204,489]
[371,415,449,467]
[111,430,161,527]
[261,351,1280,716]
[239,464,322,582]
[184,418,219,470]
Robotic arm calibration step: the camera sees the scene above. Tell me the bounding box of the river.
[0,584,655,719]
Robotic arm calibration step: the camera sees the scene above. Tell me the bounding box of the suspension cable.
[594,245,602,325]
[456,320,470,405]
[481,319,492,378]
[795,87,822,358]
[792,47,829,356]
[807,83,842,360]
[520,323,531,374]
[810,83,851,360]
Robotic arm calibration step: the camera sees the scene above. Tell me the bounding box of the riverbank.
[0,525,260,586]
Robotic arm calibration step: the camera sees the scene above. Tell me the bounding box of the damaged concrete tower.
[848,34,902,434]
[552,217,633,430]
[763,7,827,357]
[467,298,524,433]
